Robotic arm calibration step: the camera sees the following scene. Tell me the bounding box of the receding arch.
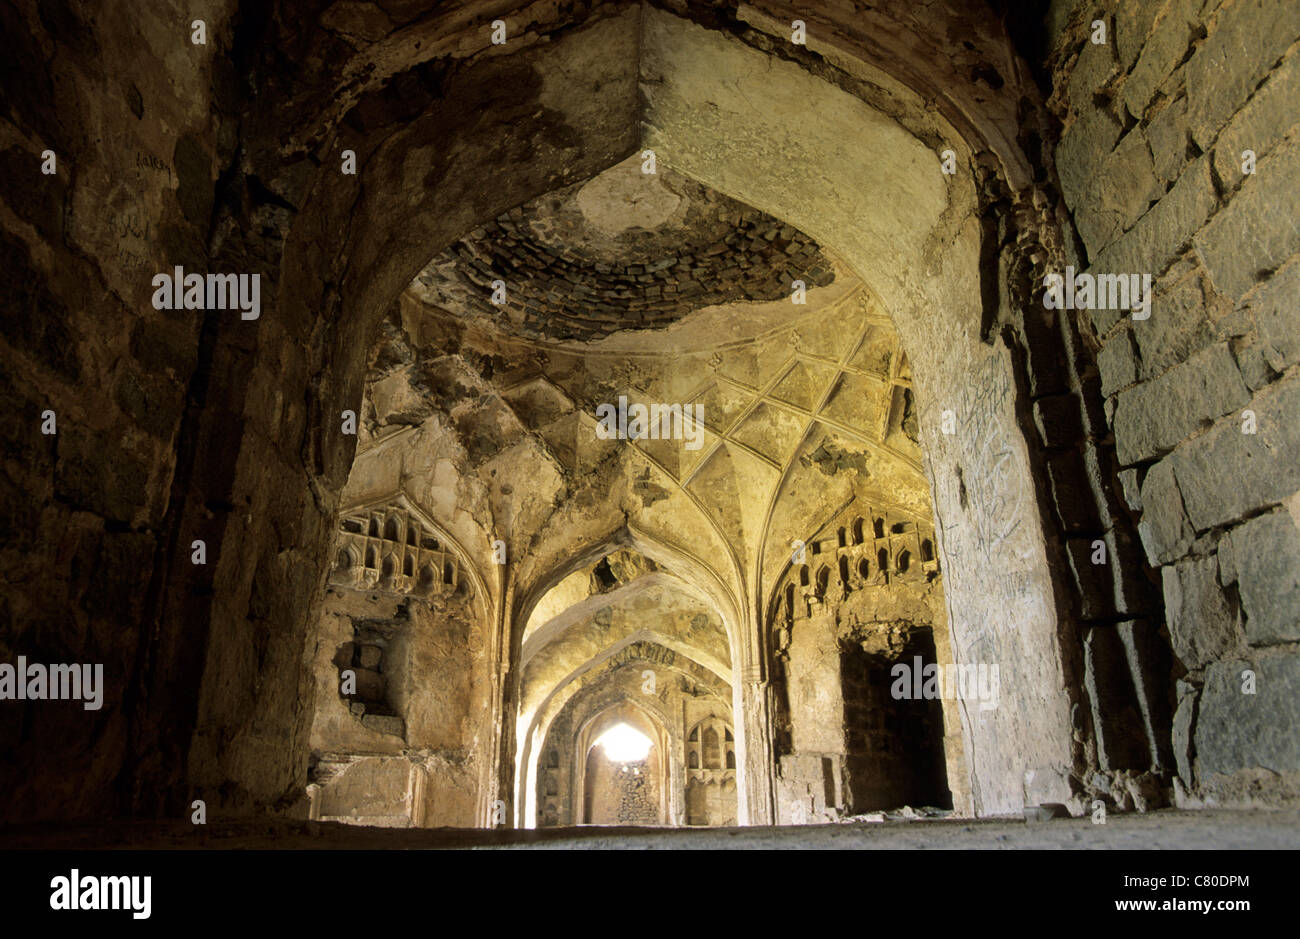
[244,1,1073,825]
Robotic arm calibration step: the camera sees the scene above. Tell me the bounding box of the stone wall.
[585,753,661,825]
[0,0,237,821]
[306,520,489,826]
[769,501,968,819]
[1049,0,1300,805]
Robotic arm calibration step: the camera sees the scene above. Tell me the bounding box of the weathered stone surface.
[1186,0,1300,148]
[1169,374,1300,530]
[1118,468,1143,512]
[1226,510,1300,645]
[1113,342,1250,465]
[1077,131,1164,257]
[1211,49,1300,193]
[1196,655,1300,776]
[1092,155,1218,285]
[1162,555,1241,668]
[1245,258,1300,371]
[1131,265,1220,379]
[360,714,405,737]
[1057,106,1124,210]
[1196,138,1300,300]
[1116,2,1162,72]
[1138,458,1194,565]
[415,165,837,343]
[7,0,1300,836]
[1145,95,1191,185]
[1122,0,1196,118]
[1111,528,1158,615]
[1098,328,1138,396]
[1068,31,1120,107]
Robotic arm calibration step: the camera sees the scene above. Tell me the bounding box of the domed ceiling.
[410,155,837,343]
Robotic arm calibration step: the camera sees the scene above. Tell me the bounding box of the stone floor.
[3,807,1297,850]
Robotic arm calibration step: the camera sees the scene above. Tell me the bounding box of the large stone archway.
[7,0,1219,829]
[178,2,1075,822]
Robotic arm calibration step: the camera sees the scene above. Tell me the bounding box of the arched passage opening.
[512,536,736,829]
[577,704,670,826]
[159,1,1167,832]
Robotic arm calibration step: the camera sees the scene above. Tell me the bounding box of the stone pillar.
[738,669,776,825]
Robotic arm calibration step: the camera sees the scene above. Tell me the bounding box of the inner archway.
[578,705,670,826]
[141,0,1165,833]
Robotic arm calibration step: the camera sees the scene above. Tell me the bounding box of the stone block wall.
[0,0,237,821]
[1049,0,1300,804]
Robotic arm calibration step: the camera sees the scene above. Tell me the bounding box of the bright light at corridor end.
[594,723,652,762]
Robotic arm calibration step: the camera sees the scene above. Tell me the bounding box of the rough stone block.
[1077,131,1163,257]
[1211,49,1300,193]
[1057,106,1124,210]
[1247,259,1300,371]
[1068,31,1119,108]
[1093,155,1218,282]
[1098,328,1138,396]
[1132,267,1218,379]
[1168,374,1300,530]
[1113,342,1250,465]
[1145,95,1191,184]
[1232,337,1282,393]
[1186,0,1300,149]
[1122,0,1196,118]
[1137,458,1194,565]
[1196,138,1300,301]
[1116,3,1161,73]
[1196,654,1300,776]
[1161,554,1241,668]
[1225,509,1300,645]
[1111,528,1157,615]
[361,714,405,737]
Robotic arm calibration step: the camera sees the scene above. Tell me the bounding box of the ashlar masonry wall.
[1050,0,1300,805]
